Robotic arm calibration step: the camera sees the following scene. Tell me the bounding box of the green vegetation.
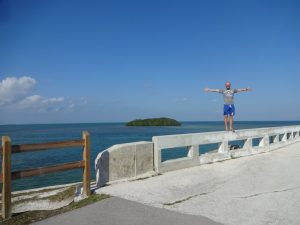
[126,117,181,126]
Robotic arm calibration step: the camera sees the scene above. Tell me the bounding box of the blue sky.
[0,0,300,124]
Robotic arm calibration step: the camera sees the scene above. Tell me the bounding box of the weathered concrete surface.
[96,142,300,225]
[95,141,153,187]
[11,186,77,213]
[32,197,222,225]
[94,126,299,186]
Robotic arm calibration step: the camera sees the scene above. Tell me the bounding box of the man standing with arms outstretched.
[204,81,251,131]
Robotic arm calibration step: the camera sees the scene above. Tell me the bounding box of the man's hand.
[246,87,252,91]
[204,88,210,92]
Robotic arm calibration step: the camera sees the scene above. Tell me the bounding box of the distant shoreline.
[126,117,181,126]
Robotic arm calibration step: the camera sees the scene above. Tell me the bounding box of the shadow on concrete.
[95,151,109,187]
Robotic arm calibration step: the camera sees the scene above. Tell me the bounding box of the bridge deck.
[97,142,300,225]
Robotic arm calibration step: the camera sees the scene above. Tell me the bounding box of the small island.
[126,117,181,126]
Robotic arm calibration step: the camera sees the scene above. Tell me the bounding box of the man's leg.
[229,115,234,131]
[229,104,235,131]
[224,115,229,131]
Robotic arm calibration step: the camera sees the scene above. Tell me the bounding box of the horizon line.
[1,120,300,126]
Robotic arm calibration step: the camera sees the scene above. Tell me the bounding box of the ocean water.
[0,121,299,191]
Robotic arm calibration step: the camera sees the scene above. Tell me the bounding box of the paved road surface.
[33,197,221,225]
[97,142,300,225]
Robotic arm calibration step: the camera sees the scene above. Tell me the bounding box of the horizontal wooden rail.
[0,161,84,182]
[1,131,91,219]
[14,160,84,180]
[0,140,84,154]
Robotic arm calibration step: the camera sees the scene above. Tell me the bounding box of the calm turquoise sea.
[1,121,299,191]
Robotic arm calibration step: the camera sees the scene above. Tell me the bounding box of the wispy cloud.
[67,103,76,112]
[80,97,88,104]
[0,76,76,113]
[175,97,189,103]
[18,95,66,112]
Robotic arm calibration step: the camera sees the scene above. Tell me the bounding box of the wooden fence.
[0,131,91,219]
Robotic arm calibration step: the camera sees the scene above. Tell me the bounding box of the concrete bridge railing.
[95,125,300,187]
[153,125,300,173]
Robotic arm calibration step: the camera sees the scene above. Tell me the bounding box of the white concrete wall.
[95,125,300,187]
[95,141,153,187]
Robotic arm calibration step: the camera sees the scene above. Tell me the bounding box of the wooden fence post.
[2,136,12,219]
[82,131,91,196]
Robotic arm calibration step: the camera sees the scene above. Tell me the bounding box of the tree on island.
[126,117,181,126]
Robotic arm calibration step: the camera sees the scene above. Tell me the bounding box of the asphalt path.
[32,197,222,225]
[97,142,300,225]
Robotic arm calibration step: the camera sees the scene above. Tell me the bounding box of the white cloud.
[19,95,44,107]
[80,97,88,104]
[175,97,189,103]
[0,76,74,113]
[44,97,65,104]
[0,76,36,105]
[18,94,66,112]
[67,103,76,112]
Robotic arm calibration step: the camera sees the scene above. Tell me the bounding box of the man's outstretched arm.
[236,87,252,93]
[204,88,222,93]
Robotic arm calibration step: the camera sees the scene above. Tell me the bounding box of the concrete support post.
[243,138,252,151]
[282,133,287,142]
[259,135,269,151]
[286,133,291,141]
[273,135,279,143]
[187,145,199,158]
[259,135,269,147]
[218,141,228,153]
[153,144,161,173]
